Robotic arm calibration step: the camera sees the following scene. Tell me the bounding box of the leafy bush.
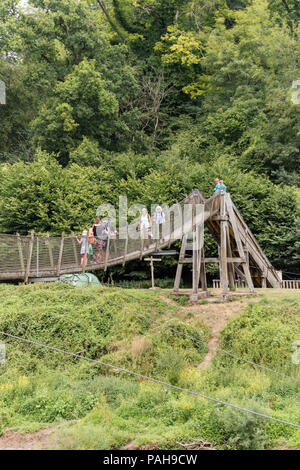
[209,402,268,450]
[218,301,300,371]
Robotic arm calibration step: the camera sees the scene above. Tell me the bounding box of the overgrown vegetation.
[0,284,299,449]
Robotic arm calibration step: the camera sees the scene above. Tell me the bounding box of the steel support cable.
[0,331,299,429]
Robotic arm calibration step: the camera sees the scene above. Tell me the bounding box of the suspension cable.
[0,331,299,429]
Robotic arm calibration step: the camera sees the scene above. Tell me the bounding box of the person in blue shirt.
[219,179,226,193]
[214,178,220,194]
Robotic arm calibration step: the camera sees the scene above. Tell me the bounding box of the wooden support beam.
[211,215,229,221]
[203,257,219,263]
[191,201,199,298]
[219,195,229,295]
[104,234,111,272]
[203,257,244,263]
[225,194,254,293]
[71,231,79,266]
[82,233,89,274]
[25,230,34,283]
[168,211,174,249]
[16,233,25,274]
[200,247,207,291]
[225,224,235,290]
[140,231,144,260]
[36,236,39,278]
[122,223,128,267]
[261,267,267,288]
[144,257,162,290]
[47,232,54,268]
[173,233,187,292]
[56,232,65,277]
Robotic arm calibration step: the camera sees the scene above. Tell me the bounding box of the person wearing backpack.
[92,217,103,263]
[95,217,118,260]
[138,208,152,248]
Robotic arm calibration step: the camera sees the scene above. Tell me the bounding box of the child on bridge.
[76,230,89,266]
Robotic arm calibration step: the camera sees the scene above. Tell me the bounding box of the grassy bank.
[0,284,299,449]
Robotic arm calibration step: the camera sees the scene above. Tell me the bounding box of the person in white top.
[153,205,165,241]
[138,208,152,248]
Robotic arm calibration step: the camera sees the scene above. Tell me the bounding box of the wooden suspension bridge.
[0,190,283,300]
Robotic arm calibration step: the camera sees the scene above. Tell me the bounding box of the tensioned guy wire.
[0,331,299,429]
[104,298,300,383]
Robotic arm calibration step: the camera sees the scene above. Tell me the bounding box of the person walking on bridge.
[92,217,103,263]
[153,205,165,242]
[138,208,152,248]
[76,230,89,266]
[219,179,226,194]
[214,178,220,195]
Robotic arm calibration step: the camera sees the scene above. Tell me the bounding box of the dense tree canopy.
[0,0,299,274]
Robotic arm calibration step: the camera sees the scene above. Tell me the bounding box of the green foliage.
[218,297,300,370]
[172,295,189,306]
[31,59,121,161]
[209,401,268,450]
[0,283,209,373]
[156,348,185,385]
[0,0,299,272]
[0,150,115,234]
[0,285,299,449]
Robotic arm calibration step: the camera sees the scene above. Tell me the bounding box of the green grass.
[0,284,299,449]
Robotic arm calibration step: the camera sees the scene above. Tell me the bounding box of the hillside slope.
[0,284,299,449]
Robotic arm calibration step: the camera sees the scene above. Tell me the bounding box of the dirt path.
[0,428,54,450]
[161,293,253,369]
[195,301,244,368]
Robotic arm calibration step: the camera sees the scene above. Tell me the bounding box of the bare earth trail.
[161,292,251,369]
[0,428,54,450]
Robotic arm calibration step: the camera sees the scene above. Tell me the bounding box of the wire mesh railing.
[0,191,220,280]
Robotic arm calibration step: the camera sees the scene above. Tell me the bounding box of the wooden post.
[200,247,207,291]
[140,229,144,260]
[191,200,198,297]
[36,236,39,278]
[150,257,154,288]
[173,233,188,292]
[82,233,89,274]
[71,231,79,266]
[46,232,54,269]
[25,230,34,283]
[16,233,25,274]
[168,211,174,249]
[261,267,267,288]
[104,234,111,272]
[219,194,229,296]
[190,198,204,301]
[145,257,161,289]
[123,222,128,267]
[56,231,65,277]
[225,224,235,290]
